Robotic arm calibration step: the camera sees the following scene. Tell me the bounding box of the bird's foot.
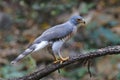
[53,59,60,63]
[60,56,69,64]
[53,57,69,64]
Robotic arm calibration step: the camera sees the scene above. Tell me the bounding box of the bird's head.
[69,15,85,26]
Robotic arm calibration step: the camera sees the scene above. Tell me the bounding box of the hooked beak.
[79,19,86,26]
[80,19,86,24]
[77,19,86,27]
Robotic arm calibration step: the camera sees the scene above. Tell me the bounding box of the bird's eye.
[77,18,82,22]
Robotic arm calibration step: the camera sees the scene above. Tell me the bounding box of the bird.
[11,15,85,64]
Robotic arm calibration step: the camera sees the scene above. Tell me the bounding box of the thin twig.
[87,59,92,77]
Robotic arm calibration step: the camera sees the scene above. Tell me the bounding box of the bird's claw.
[53,56,69,64]
[53,60,60,63]
[60,56,69,64]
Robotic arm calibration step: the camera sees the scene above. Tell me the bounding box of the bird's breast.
[61,26,77,42]
[72,26,77,35]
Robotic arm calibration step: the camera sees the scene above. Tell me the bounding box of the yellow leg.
[58,52,69,64]
[47,46,60,63]
[53,52,69,64]
[52,52,60,63]
[60,56,69,64]
[53,57,60,63]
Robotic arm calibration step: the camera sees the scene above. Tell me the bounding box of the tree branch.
[8,46,120,80]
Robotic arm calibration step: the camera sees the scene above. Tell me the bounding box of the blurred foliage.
[61,68,88,80]
[0,64,26,78]
[84,20,120,48]
[0,0,120,80]
[0,56,36,79]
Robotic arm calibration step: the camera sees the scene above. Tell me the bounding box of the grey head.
[69,15,85,26]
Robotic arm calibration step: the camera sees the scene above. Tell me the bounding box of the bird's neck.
[66,21,77,27]
[69,19,78,26]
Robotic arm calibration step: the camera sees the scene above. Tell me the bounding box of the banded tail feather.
[11,41,49,64]
[11,48,34,64]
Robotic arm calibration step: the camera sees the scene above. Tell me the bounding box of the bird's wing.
[34,23,74,43]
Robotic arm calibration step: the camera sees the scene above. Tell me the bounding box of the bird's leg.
[58,51,69,64]
[47,46,59,63]
[51,53,60,63]
[50,50,60,63]
[52,52,60,63]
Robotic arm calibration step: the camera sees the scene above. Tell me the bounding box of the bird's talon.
[53,60,60,63]
[60,56,69,64]
[61,56,69,61]
[53,57,69,64]
[60,61,63,64]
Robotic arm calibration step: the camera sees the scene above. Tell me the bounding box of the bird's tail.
[11,41,49,64]
[11,48,33,64]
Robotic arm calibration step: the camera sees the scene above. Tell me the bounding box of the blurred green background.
[0,0,120,80]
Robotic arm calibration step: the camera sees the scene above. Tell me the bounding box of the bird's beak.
[80,19,86,24]
[79,19,86,26]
